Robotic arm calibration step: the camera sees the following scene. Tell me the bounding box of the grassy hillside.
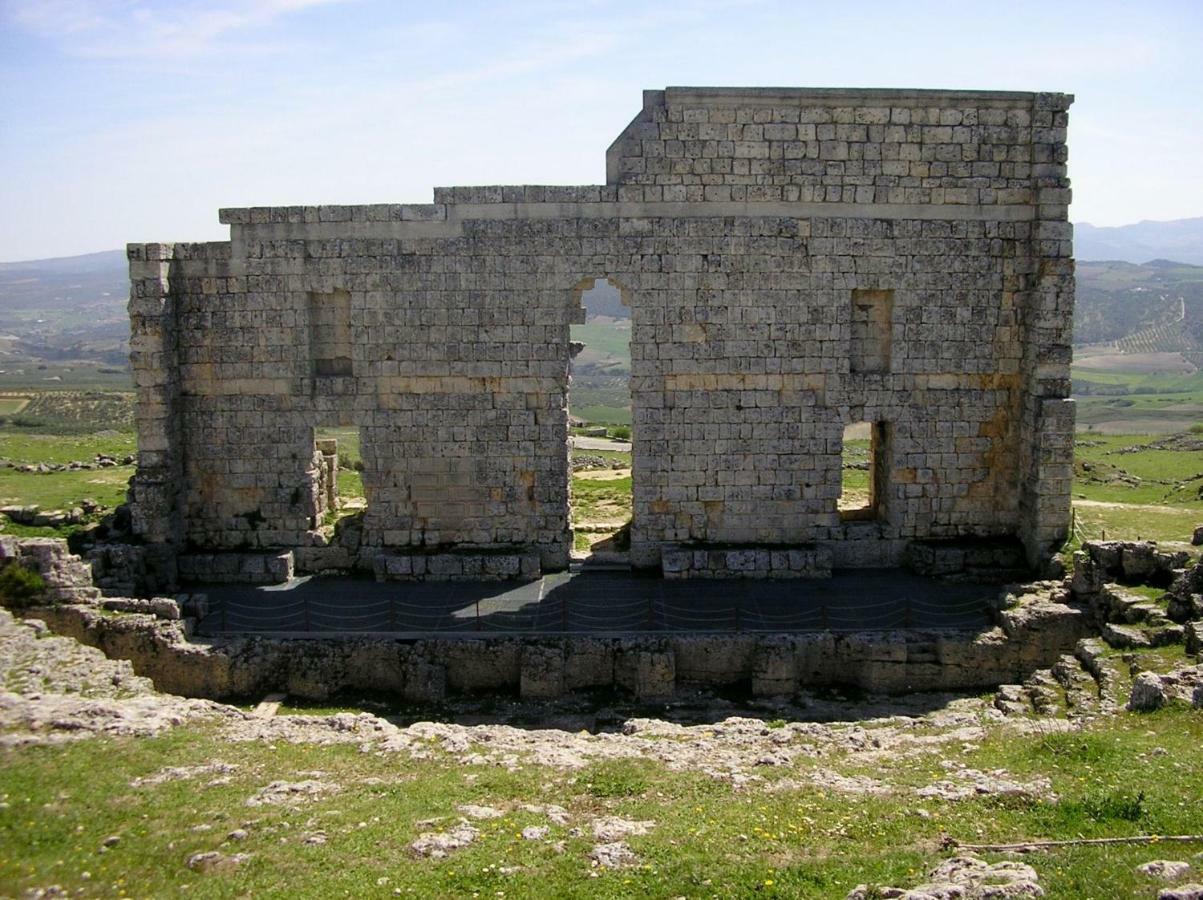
[1074,260,1203,362]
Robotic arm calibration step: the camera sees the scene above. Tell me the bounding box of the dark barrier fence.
[197,577,992,637]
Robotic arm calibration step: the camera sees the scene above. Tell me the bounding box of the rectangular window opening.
[839,421,888,521]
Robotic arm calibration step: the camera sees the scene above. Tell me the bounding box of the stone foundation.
[904,538,1031,580]
[28,599,1091,703]
[177,552,295,585]
[372,549,541,582]
[2,536,1097,704]
[662,544,831,579]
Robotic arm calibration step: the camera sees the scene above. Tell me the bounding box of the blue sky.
[0,0,1200,260]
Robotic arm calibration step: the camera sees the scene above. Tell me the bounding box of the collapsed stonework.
[128,86,1074,585]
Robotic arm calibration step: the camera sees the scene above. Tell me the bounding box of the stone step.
[993,683,1033,716]
[1102,621,1186,649]
[1024,670,1064,717]
[1051,653,1101,716]
[1101,622,1152,649]
[1075,637,1130,710]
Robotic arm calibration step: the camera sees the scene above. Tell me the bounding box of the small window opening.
[850,289,893,374]
[568,277,632,559]
[309,289,353,376]
[838,421,888,521]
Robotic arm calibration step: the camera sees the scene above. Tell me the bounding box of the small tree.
[0,562,47,610]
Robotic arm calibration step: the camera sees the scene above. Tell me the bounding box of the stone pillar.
[1018,92,1075,569]
[127,243,183,579]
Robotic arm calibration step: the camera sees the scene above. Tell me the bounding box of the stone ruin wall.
[128,86,1074,583]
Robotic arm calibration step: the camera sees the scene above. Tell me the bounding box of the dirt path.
[571,436,631,452]
[1074,499,1201,514]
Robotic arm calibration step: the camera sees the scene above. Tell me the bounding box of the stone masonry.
[128,86,1074,584]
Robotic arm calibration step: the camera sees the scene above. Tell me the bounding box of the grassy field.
[0,391,135,433]
[1,706,1201,897]
[1071,365,1203,434]
[571,319,632,375]
[570,375,632,425]
[1071,433,1203,506]
[571,472,632,524]
[0,431,135,522]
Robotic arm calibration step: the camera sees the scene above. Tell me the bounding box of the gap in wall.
[568,277,632,558]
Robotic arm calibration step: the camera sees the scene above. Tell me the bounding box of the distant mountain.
[0,249,130,376]
[4,229,1202,386]
[1075,218,1203,266]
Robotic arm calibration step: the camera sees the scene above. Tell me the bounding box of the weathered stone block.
[520,644,565,699]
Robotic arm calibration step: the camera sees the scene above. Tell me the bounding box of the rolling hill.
[1075,218,1203,266]
[0,250,130,387]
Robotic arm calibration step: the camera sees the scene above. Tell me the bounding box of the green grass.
[0,391,135,433]
[841,438,871,502]
[573,404,631,425]
[0,432,135,515]
[1071,503,1201,545]
[571,474,632,523]
[0,467,132,511]
[1072,369,1203,433]
[571,374,631,425]
[336,468,363,499]
[0,432,135,465]
[1072,433,1203,509]
[570,320,632,373]
[1,707,1201,897]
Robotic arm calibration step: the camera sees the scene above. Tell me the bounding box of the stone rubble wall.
[34,601,1092,703]
[129,87,1074,581]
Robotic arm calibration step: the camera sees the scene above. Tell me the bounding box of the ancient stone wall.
[129,86,1074,582]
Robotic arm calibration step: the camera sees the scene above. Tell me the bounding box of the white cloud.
[3,0,349,59]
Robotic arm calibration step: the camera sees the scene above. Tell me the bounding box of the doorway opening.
[838,421,888,521]
[568,277,632,563]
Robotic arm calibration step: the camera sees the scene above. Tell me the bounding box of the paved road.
[571,436,632,452]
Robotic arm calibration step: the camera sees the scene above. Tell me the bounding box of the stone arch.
[570,275,632,314]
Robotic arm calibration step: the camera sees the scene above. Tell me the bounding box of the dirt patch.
[573,467,632,482]
[1073,351,1196,374]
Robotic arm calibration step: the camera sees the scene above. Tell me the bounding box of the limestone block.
[752,638,798,697]
[520,644,566,699]
[616,641,675,701]
[1070,551,1103,596]
[402,654,447,704]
